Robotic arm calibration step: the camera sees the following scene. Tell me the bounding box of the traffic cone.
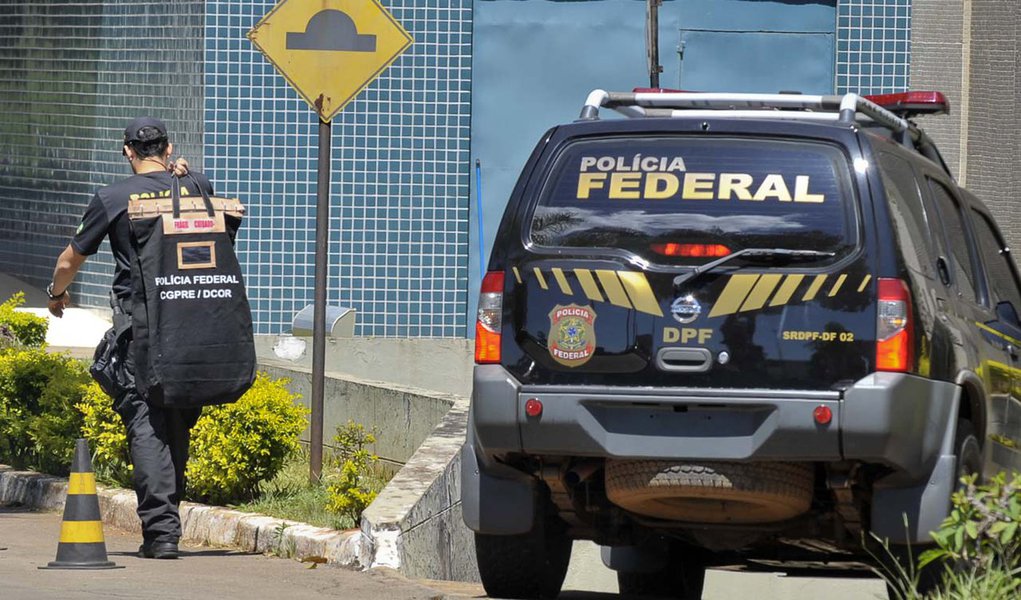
[39,438,123,570]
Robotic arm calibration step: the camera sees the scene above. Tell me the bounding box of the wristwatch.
[46,283,67,301]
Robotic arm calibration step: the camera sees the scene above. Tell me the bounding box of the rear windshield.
[529,137,857,265]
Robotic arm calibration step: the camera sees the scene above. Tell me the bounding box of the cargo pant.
[114,338,201,544]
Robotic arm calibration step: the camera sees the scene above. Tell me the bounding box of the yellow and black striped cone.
[39,438,123,570]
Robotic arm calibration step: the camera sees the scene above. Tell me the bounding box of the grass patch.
[231,448,395,531]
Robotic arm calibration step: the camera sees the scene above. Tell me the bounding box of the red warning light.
[813,405,833,426]
[524,398,543,418]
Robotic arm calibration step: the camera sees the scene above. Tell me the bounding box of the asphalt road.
[1,507,890,600]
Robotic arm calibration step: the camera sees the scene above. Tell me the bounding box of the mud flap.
[461,429,536,535]
[870,397,959,544]
[871,455,956,544]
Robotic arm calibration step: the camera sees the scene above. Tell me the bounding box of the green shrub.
[921,473,1021,573]
[0,324,16,351]
[325,421,382,521]
[0,293,48,347]
[186,373,308,505]
[76,381,132,487]
[876,473,1021,600]
[0,348,89,474]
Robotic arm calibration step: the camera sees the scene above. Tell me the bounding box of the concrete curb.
[0,465,363,566]
[357,393,479,581]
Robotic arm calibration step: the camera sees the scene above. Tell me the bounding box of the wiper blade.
[672,248,835,289]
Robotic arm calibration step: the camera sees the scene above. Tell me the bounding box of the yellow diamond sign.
[248,0,413,122]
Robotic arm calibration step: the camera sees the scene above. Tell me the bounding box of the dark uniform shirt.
[71,171,214,301]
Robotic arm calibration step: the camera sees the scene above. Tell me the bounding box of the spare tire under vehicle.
[605,460,814,524]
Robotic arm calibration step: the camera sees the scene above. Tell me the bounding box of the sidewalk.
[1,273,110,358]
[0,506,469,600]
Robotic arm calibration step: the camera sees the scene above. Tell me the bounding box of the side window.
[876,152,934,277]
[928,180,979,304]
[971,209,1021,314]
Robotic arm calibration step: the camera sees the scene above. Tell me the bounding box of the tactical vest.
[127,177,256,407]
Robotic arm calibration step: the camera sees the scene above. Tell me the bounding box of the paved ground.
[1,507,890,600]
[0,506,460,600]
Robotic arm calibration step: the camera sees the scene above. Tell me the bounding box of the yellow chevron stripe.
[596,270,632,309]
[802,275,828,302]
[512,267,522,285]
[858,274,872,292]
[740,274,783,312]
[59,520,105,544]
[551,268,573,295]
[574,269,605,303]
[618,272,663,317]
[709,274,760,318]
[533,267,548,290]
[67,473,97,496]
[828,274,848,297]
[976,321,1021,347]
[769,274,805,307]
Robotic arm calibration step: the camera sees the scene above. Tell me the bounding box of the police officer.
[47,117,211,559]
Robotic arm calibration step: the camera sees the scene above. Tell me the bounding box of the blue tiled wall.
[0,0,907,337]
[836,0,912,94]
[204,1,471,337]
[0,1,204,307]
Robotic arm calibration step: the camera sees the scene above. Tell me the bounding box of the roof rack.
[578,89,911,140]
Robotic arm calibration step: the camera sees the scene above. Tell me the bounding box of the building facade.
[0,0,1016,336]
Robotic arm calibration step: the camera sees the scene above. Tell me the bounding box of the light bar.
[864,91,950,117]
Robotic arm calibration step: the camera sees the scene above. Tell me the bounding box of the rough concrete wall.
[912,0,1021,248]
[964,0,1019,243]
[909,0,967,180]
[259,363,458,466]
[255,336,474,398]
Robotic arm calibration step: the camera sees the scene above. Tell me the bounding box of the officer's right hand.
[170,157,190,178]
[47,292,71,318]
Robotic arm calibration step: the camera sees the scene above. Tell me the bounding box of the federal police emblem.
[548,304,597,367]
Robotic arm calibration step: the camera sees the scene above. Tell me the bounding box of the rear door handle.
[656,347,712,372]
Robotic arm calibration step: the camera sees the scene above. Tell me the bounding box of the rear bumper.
[470,365,959,478]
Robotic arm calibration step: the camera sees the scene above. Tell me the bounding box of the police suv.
[460,89,1021,599]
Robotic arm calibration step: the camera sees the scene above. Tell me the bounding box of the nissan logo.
[670,295,702,324]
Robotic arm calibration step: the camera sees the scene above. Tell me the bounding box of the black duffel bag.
[127,176,256,407]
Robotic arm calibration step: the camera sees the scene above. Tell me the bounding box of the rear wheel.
[475,506,572,600]
[616,542,709,599]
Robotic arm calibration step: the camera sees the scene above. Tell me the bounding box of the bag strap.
[171,175,215,219]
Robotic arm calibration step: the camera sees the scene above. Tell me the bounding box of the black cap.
[123,116,167,144]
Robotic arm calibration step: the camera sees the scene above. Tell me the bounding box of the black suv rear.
[461,90,1021,599]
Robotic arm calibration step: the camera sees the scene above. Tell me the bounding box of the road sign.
[248,0,413,122]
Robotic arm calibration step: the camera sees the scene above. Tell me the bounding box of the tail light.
[475,271,505,364]
[876,278,914,372]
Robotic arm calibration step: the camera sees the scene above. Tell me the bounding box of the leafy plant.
[0,293,48,347]
[920,473,1021,572]
[874,473,1021,600]
[186,373,308,505]
[76,381,132,486]
[324,421,382,521]
[0,348,89,474]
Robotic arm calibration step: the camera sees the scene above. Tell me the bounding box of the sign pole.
[310,117,331,482]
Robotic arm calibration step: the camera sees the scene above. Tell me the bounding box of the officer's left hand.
[47,292,72,318]
[169,158,190,177]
